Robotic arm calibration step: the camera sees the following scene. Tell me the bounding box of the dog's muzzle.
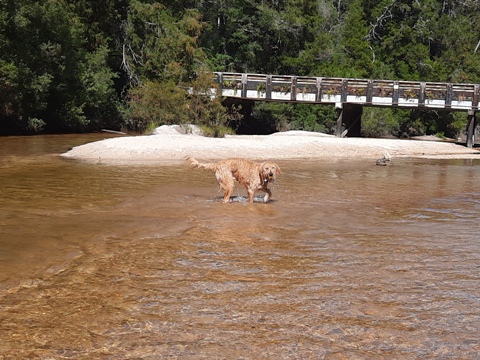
[268,172,275,181]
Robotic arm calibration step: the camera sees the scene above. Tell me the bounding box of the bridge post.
[335,103,343,136]
[466,110,476,148]
[241,73,248,98]
[336,103,363,137]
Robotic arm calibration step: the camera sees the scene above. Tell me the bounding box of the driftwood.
[376,151,392,166]
[101,129,127,135]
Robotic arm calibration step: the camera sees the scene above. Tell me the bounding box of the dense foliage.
[1,0,479,136]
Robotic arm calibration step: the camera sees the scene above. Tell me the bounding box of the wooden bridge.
[212,72,479,147]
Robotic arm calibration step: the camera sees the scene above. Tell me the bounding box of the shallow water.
[1,135,480,359]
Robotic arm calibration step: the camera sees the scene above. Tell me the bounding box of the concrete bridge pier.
[336,103,363,137]
[466,110,477,148]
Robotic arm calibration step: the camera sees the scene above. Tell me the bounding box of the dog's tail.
[185,156,217,172]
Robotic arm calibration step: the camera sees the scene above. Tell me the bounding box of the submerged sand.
[61,125,480,165]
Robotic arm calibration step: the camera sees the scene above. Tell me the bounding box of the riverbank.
[61,125,480,165]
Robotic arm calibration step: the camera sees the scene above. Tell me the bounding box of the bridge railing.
[214,72,479,111]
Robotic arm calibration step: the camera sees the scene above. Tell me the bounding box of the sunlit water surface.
[1,135,480,359]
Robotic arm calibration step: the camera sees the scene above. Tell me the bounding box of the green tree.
[124,1,231,133]
[288,104,337,133]
[0,0,123,134]
[1,0,479,137]
[339,0,372,78]
[121,1,204,85]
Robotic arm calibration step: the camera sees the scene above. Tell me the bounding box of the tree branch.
[365,0,396,41]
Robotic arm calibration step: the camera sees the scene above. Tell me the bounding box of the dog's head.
[260,162,281,183]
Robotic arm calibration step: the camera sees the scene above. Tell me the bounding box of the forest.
[1,0,479,137]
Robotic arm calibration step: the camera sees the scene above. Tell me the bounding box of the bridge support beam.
[466,110,477,148]
[336,103,363,137]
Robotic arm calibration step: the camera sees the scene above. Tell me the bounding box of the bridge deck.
[214,72,480,111]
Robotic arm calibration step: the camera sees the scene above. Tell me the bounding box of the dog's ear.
[275,163,281,175]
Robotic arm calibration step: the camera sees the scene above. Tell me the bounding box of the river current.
[0,134,479,359]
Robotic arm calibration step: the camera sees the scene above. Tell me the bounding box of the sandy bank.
[61,125,480,165]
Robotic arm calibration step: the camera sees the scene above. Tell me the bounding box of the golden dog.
[186,157,281,203]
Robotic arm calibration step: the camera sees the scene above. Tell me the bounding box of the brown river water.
[0,134,480,359]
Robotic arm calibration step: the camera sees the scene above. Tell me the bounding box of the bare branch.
[121,43,133,80]
[365,0,396,42]
[365,0,396,63]
[369,45,375,63]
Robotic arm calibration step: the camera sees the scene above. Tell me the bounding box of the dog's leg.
[223,187,233,203]
[216,169,234,203]
[263,188,272,203]
[247,189,255,203]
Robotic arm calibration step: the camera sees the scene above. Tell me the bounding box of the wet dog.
[186,157,281,203]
